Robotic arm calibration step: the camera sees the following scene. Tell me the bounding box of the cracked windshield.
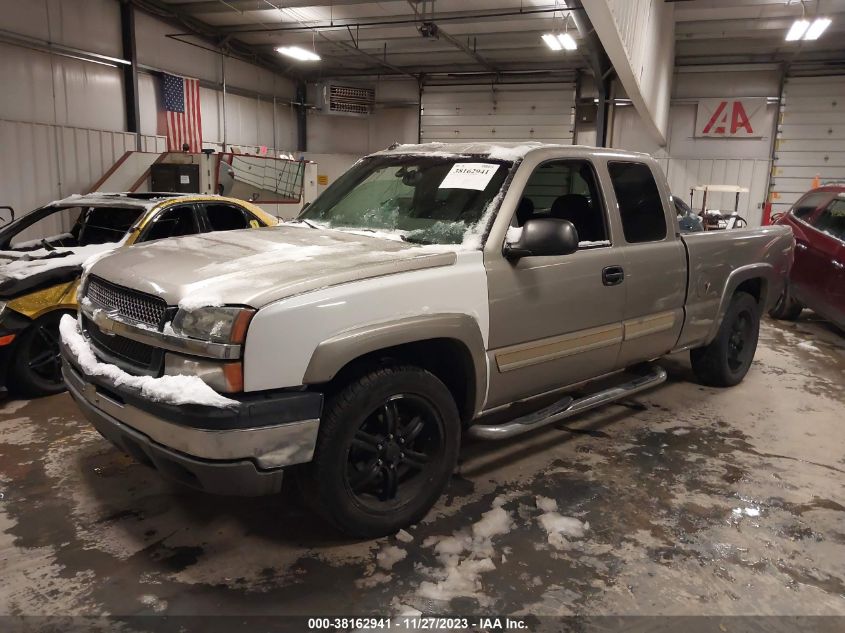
[300,156,510,244]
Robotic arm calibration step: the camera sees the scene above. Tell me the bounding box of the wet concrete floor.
[1,316,843,623]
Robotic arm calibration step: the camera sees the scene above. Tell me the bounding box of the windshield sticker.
[438,163,498,191]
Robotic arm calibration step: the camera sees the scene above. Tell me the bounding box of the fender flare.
[705,263,777,344]
[302,313,488,418]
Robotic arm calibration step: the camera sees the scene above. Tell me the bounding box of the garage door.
[420,82,575,144]
[770,74,845,215]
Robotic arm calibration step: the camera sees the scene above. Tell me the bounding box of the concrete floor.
[1,316,844,624]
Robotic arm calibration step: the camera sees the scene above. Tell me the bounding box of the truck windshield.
[299,155,510,245]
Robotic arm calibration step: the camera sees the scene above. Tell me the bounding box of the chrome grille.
[86,276,166,327]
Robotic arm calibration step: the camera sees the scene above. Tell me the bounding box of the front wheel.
[9,311,70,397]
[690,291,760,387]
[301,364,460,538]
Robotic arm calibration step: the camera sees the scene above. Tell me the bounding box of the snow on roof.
[372,141,650,162]
[49,192,186,209]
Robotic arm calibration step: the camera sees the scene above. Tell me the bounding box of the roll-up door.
[770,75,845,215]
[420,82,575,144]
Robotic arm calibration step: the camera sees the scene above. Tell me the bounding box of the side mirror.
[505,217,579,260]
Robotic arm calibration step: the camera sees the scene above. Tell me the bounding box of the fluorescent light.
[275,46,321,61]
[557,33,577,50]
[542,33,562,51]
[804,17,832,40]
[785,19,810,41]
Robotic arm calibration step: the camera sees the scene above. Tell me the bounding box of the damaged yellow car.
[0,193,277,397]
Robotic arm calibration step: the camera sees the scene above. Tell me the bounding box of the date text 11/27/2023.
[307,617,529,630]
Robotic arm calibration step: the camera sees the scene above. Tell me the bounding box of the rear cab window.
[607,162,667,243]
[515,159,610,248]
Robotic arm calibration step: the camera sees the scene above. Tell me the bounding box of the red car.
[770,185,845,330]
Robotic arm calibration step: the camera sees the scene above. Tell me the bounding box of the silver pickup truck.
[60,143,794,537]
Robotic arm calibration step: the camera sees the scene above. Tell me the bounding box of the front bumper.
[61,340,323,496]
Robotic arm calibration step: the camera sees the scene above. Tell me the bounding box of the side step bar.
[468,365,668,440]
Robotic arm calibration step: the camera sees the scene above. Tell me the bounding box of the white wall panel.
[771,75,845,213]
[0,0,121,57]
[420,83,575,144]
[0,120,165,231]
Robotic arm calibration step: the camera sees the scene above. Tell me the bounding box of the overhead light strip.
[786,17,832,41]
[275,46,321,61]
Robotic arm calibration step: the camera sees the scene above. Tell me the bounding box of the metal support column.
[296,81,307,152]
[120,1,141,149]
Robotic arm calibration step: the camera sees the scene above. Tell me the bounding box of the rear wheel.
[9,311,69,397]
[769,289,803,321]
[691,291,760,387]
[301,364,460,538]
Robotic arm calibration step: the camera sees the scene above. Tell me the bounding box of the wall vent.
[320,84,375,116]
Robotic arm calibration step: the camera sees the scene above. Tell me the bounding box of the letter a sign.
[695,98,766,138]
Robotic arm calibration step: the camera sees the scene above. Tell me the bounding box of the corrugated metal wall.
[420,83,575,144]
[770,74,845,214]
[0,119,165,223]
[656,157,771,225]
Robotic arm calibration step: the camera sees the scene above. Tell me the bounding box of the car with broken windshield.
[60,142,794,538]
[0,192,276,396]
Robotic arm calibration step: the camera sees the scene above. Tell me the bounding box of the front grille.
[83,315,158,371]
[86,276,166,327]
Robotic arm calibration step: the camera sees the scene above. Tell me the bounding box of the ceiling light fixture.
[558,33,577,51]
[785,19,810,41]
[275,46,321,61]
[542,33,577,51]
[804,17,832,40]
[542,33,563,51]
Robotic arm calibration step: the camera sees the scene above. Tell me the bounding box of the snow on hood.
[85,225,459,309]
[0,244,118,282]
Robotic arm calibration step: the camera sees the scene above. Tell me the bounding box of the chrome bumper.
[61,342,322,496]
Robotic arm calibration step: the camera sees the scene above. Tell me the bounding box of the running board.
[468,365,668,440]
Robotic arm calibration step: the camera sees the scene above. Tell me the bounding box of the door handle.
[602,265,625,286]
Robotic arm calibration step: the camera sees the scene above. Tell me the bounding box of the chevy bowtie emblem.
[99,310,120,336]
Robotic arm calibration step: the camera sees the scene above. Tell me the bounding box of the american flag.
[161,73,203,152]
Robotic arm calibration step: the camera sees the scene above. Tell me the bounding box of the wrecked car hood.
[0,244,117,299]
[85,225,459,308]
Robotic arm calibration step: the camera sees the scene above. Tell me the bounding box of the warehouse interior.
[1,0,844,628]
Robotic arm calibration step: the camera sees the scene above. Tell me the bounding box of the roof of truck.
[373,141,651,162]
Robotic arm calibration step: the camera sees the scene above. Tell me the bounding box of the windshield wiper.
[401,234,432,245]
[295,219,320,229]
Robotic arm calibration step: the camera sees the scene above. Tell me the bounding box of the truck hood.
[86,225,458,308]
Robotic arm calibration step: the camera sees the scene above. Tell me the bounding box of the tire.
[301,364,460,538]
[9,311,69,397]
[769,289,803,321]
[691,291,760,388]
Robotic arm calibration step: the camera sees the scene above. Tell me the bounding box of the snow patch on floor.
[0,400,29,415]
[416,505,513,604]
[535,496,589,550]
[377,544,407,570]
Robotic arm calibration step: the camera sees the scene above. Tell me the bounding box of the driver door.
[484,159,626,408]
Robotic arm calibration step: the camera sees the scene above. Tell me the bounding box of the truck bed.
[676,225,794,350]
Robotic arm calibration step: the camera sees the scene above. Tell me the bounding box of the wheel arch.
[302,314,487,422]
[705,263,775,344]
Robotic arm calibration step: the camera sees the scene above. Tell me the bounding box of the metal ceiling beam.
[176,0,412,13]
[405,0,498,74]
[129,0,299,79]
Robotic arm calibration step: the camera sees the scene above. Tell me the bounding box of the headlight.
[170,306,255,344]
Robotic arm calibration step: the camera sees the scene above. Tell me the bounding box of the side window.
[142,205,199,242]
[809,198,845,241]
[608,162,667,243]
[791,192,829,221]
[203,204,251,232]
[518,160,609,245]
